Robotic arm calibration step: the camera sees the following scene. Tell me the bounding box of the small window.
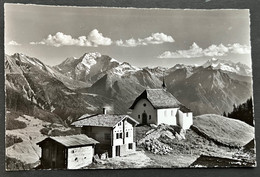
[118,122,121,126]
[126,132,129,137]
[138,115,140,119]
[128,143,133,149]
[171,110,174,116]
[119,133,123,138]
[143,103,146,107]
[149,115,151,120]
[116,133,123,139]
[164,110,167,116]
[71,150,75,153]
[75,157,78,161]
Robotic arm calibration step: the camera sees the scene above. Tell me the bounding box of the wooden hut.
[37,134,99,169]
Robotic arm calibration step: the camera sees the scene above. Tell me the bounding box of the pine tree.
[227,98,254,126]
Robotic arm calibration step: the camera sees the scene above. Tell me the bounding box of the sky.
[5,4,252,68]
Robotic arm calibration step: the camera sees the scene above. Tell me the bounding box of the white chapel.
[129,80,193,129]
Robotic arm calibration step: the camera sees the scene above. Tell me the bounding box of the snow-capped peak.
[76,52,102,71]
[110,58,121,64]
[202,58,252,76]
[111,62,141,76]
[82,52,101,60]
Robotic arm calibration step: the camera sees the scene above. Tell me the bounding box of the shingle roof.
[129,89,191,112]
[71,114,139,128]
[37,134,99,147]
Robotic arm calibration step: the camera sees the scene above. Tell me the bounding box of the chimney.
[103,108,107,114]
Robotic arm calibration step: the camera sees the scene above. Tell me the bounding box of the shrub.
[40,127,51,135]
[6,116,27,130]
[49,128,79,136]
[6,135,23,148]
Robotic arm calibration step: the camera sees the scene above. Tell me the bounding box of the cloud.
[228,43,251,54]
[158,42,203,58]
[158,42,250,58]
[30,29,112,47]
[116,32,174,47]
[7,40,21,46]
[203,44,229,57]
[87,29,112,46]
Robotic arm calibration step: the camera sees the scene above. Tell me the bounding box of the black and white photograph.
[4,3,256,170]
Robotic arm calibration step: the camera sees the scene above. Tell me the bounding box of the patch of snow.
[45,66,55,76]
[26,59,36,65]
[110,58,120,63]
[82,93,98,97]
[202,58,252,76]
[76,53,101,73]
[62,90,76,95]
[219,63,237,73]
[112,63,141,76]
[34,60,43,67]
[50,106,55,112]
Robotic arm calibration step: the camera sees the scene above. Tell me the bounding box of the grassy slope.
[192,114,254,147]
[5,111,80,170]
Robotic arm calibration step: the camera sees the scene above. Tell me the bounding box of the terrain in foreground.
[6,113,255,170]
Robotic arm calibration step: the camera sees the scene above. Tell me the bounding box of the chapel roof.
[129,89,191,112]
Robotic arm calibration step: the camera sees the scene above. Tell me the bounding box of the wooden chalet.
[72,112,139,158]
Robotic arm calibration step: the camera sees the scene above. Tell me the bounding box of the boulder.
[150,124,158,129]
[100,152,108,160]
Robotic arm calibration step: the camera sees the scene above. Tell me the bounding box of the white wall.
[124,120,134,144]
[131,99,157,125]
[157,108,178,125]
[67,146,94,169]
[177,110,193,129]
[113,121,123,146]
[111,119,136,157]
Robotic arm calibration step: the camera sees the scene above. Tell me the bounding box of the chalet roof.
[71,114,139,128]
[37,134,99,148]
[129,89,191,112]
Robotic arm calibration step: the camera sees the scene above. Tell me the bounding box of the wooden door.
[142,113,147,124]
[116,146,120,156]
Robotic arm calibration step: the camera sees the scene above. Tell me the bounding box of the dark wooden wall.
[39,139,66,169]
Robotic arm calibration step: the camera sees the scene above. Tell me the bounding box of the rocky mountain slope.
[5,52,253,121]
[5,53,116,124]
[166,66,252,115]
[4,52,255,170]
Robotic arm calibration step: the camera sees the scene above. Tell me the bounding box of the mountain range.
[5,52,253,123]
